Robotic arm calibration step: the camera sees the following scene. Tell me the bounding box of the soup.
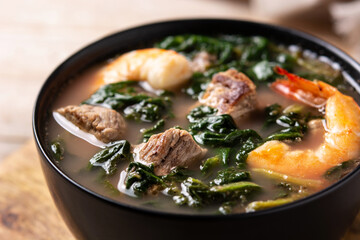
[47,34,360,215]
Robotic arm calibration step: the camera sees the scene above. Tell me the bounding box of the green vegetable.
[263,103,282,128]
[89,140,131,175]
[210,167,250,186]
[217,147,231,165]
[50,139,65,161]
[83,81,172,123]
[162,167,190,183]
[210,181,260,195]
[124,164,189,196]
[175,177,261,208]
[324,160,359,181]
[141,119,165,142]
[245,197,296,212]
[252,168,323,189]
[187,105,218,122]
[173,177,211,207]
[240,36,269,62]
[296,56,344,86]
[263,105,311,142]
[125,162,165,196]
[183,72,211,99]
[276,53,296,70]
[275,182,303,199]
[200,155,221,175]
[123,99,169,122]
[235,137,262,164]
[189,114,237,134]
[218,201,237,215]
[247,60,278,82]
[103,180,120,195]
[156,34,235,64]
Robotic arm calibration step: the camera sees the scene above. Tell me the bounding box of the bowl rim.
[33,18,360,219]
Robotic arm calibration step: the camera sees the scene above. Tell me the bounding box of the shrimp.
[98,48,192,90]
[247,66,360,180]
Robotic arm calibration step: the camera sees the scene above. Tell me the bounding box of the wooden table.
[1,0,359,239]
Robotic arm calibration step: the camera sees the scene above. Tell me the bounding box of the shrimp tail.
[271,66,337,108]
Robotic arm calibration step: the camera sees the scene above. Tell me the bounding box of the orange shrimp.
[247,67,360,180]
[97,48,192,90]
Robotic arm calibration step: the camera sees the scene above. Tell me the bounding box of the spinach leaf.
[156,34,235,64]
[235,136,263,164]
[187,105,218,122]
[217,147,232,165]
[89,140,131,175]
[174,177,212,207]
[263,104,317,142]
[323,160,360,182]
[246,197,296,213]
[124,163,190,196]
[247,60,278,82]
[200,155,221,175]
[174,177,261,208]
[263,103,282,127]
[141,119,165,142]
[240,36,269,62]
[162,167,190,183]
[83,82,172,123]
[210,167,250,186]
[50,138,65,162]
[275,182,302,199]
[189,114,237,134]
[125,162,165,196]
[187,106,242,147]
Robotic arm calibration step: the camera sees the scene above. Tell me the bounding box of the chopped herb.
[50,138,65,161]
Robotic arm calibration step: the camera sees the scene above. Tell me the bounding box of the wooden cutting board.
[0,140,359,240]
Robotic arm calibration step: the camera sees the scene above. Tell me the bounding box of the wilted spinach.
[124,163,190,196]
[141,119,165,142]
[210,167,251,186]
[89,140,131,175]
[125,162,165,195]
[156,34,235,64]
[50,138,65,162]
[174,177,261,208]
[323,160,360,182]
[263,104,321,142]
[83,81,172,122]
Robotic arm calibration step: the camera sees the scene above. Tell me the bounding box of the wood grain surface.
[0,140,75,240]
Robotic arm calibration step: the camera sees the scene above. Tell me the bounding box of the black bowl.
[33,19,360,240]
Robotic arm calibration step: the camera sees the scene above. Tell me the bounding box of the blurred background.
[1,0,359,161]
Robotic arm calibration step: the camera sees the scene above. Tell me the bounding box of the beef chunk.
[56,104,126,143]
[199,69,257,121]
[133,128,207,175]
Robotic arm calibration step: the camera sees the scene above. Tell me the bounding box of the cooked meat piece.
[190,51,216,72]
[56,104,126,143]
[133,128,207,176]
[199,69,257,121]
